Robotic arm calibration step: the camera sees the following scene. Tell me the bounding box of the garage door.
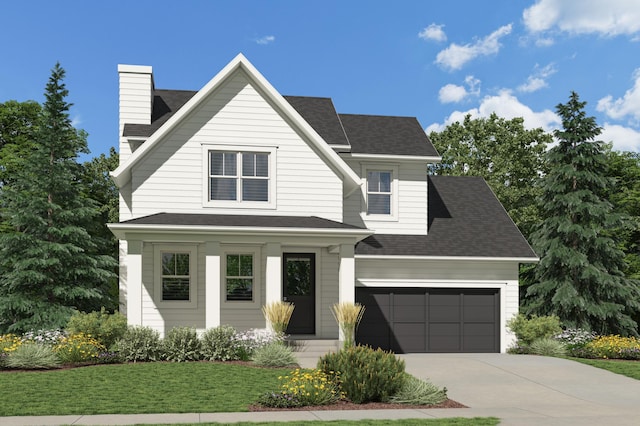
[355,288,499,353]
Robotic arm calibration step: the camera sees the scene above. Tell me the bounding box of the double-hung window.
[161,252,191,301]
[367,170,392,215]
[209,151,269,202]
[154,244,198,308]
[225,254,254,301]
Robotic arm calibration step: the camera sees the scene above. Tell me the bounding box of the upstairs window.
[367,170,392,215]
[209,151,269,202]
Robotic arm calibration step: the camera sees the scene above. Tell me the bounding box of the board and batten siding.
[343,158,428,234]
[355,258,520,352]
[128,70,343,221]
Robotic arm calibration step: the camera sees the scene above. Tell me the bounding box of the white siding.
[129,71,343,221]
[343,158,428,234]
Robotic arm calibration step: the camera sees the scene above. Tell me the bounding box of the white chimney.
[118,64,154,164]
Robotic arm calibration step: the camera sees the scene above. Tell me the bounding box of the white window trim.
[221,245,262,309]
[202,144,277,209]
[153,244,198,309]
[361,164,399,222]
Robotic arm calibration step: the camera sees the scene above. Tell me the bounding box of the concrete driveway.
[401,353,640,425]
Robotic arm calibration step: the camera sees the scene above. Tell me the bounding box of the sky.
[2,0,640,159]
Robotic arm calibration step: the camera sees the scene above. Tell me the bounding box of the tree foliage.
[0,63,117,333]
[429,113,550,238]
[523,92,640,336]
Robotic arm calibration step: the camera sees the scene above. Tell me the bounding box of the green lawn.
[0,362,288,416]
[149,419,499,426]
[572,358,640,380]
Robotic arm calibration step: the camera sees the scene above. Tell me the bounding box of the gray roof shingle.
[283,96,350,147]
[355,176,537,258]
[121,213,366,230]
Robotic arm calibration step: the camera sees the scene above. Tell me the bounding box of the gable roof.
[283,96,350,148]
[112,54,362,196]
[355,176,538,260]
[123,89,196,138]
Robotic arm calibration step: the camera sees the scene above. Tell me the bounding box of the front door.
[283,253,315,334]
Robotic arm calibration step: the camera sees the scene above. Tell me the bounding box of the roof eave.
[355,254,539,263]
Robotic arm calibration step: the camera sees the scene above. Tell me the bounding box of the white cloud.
[418,24,447,42]
[255,35,275,45]
[426,90,560,133]
[438,75,481,103]
[518,63,557,93]
[435,24,512,71]
[71,115,82,127]
[523,0,640,37]
[597,68,640,122]
[600,123,640,152]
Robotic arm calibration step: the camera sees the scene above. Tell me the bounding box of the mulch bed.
[249,399,466,411]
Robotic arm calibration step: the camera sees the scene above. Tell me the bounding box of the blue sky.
[2,0,640,159]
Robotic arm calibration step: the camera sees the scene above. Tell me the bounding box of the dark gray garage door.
[355,288,499,353]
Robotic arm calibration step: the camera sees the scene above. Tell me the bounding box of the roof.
[355,176,537,259]
[120,212,366,230]
[121,78,439,158]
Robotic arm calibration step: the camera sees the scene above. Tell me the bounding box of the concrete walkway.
[3,354,640,425]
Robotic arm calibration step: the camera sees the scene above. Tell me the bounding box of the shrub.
[236,328,284,357]
[201,325,242,361]
[252,342,297,367]
[55,333,106,364]
[22,329,66,346]
[529,337,567,357]
[6,342,61,369]
[163,327,201,362]
[554,328,597,357]
[318,345,405,404]
[114,326,163,362]
[66,308,128,349]
[389,374,447,405]
[262,301,294,334]
[331,302,365,349]
[585,335,640,360]
[258,368,341,407]
[507,314,562,346]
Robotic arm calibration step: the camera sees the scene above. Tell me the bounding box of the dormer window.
[367,170,392,214]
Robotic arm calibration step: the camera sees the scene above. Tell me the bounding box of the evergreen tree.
[523,92,640,336]
[0,64,116,333]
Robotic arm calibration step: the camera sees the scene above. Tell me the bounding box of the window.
[226,254,254,301]
[161,252,191,301]
[209,151,269,202]
[367,170,392,215]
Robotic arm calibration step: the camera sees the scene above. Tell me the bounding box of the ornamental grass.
[262,301,294,334]
[331,302,365,348]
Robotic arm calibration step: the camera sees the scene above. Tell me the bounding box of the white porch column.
[205,241,221,330]
[265,243,282,329]
[338,243,355,304]
[126,240,143,326]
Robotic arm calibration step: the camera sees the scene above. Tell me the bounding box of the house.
[109,54,537,353]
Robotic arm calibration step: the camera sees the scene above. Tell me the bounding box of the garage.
[355,287,500,353]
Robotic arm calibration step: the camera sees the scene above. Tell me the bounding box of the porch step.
[287,339,340,367]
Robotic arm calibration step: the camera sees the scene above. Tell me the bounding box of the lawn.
[149,419,499,426]
[572,358,640,380]
[0,362,288,416]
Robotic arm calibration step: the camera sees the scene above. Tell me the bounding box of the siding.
[119,67,153,165]
[129,70,343,221]
[343,158,428,234]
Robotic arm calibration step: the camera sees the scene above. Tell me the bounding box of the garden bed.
[250,399,466,411]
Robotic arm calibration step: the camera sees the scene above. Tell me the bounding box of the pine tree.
[0,63,116,333]
[523,92,640,336]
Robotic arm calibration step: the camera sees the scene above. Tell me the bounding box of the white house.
[109,54,537,353]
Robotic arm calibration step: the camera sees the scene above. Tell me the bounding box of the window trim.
[153,244,198,309]
[221,246,261,309]
[202,144,277,209]
[362,164,399,222]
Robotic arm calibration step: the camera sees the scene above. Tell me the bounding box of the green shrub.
[5,343,61,369]
[114,326,163,362]
[66,308,128,349]
[585,335,640,360]
[389,374,447,405]
[258,368,341,407]
[55,333,105,364]
[554,328,597,357]
[507,314,562,346]
[201,325,242,361]
[252,342,297,367]
[163,327,201,362]
[318,345,405,404]
[529,337,567,357]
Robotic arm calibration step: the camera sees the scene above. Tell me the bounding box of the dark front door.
[283,253,315,334]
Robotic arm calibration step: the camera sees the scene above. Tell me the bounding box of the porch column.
[126,240,143,326]
[265,242,282,307]
[338,243,355,304]
[205,241,221,329]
